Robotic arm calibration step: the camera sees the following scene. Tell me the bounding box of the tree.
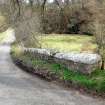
[94,21,105,70]
[91,0,105,70]
[8,0,41,47]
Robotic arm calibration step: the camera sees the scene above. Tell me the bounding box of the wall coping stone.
[54,52,101,64]
[24,48,101,65]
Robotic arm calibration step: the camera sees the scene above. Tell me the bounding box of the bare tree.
[91,0,105,70]
[94,21,105,70]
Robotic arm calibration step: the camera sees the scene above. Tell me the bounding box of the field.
[39,34,97,53]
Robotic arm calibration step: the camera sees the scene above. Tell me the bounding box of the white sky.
[49,0,65,3]
[24,0,54,3]
[48,0,54,3]
[24,0,65,4]
[24,0,29,3]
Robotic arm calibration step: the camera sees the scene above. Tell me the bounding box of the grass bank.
[38,34,97,53]
[0,28,14,43]
[11,44,105,95]
[0,31,7,42]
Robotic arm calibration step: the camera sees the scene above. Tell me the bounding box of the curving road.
[0,30,105,105]
[0,45,105,105]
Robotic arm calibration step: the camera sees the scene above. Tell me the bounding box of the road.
[0,30,105,105]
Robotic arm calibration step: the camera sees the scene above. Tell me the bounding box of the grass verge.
[11,44,105,95]
[0,28,14,43]
[0,31,6,42]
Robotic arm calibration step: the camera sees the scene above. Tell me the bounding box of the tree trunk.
[101,59,105,70]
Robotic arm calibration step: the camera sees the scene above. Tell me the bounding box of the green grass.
[0,11,11,43]
[20,55,105,92]
[38,34,97,53]
[0,28,14,43]
[0,14,6,28]
[0,31,6,42]
[11,45,105,93]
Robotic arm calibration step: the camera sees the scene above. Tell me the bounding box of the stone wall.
[24,48,101,74]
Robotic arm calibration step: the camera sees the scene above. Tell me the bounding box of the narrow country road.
[1,45,105,105]
[0,30,105,105]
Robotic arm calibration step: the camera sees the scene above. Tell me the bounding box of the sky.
[49,0,65,3]
[48,0,54,3]
[24,0,54,3]
[24,0,65,4]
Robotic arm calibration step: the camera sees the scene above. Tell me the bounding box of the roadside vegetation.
[0,28,15,44]
[0,31,7,43]
[11,44,105,93]
[0,32,4,42]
